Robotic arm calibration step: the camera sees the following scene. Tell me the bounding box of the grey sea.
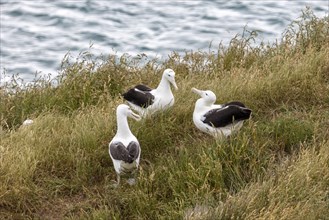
[1,0,328,82]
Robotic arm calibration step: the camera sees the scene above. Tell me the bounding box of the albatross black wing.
[202,105,252,128]
[127,141,140,161]
[224,101,246,108]
[122,84,155,108]
[110,142,138,163]
[135,84,153,92]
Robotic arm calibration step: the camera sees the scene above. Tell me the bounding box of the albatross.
[191,88,252,138]
[109,104,141,187]
[122,68,178,117]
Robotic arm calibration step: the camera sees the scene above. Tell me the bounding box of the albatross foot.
[127,178,136,186]
[110,180,120,188]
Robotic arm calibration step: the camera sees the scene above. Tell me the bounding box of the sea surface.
[1,0,328,82]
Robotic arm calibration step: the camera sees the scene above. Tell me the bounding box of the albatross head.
[191,87,216,105]
[163,69,178,90]
[117,104,141,121]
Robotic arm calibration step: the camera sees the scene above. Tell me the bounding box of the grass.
[1,10,329,219]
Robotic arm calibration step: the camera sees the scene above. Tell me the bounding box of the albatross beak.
[171,80,178,90]
[130,111,141,121]
[191,87,202,96]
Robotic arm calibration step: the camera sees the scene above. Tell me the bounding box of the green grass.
[1,10,329,219]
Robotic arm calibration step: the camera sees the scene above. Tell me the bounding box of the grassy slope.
[1,11,328,219]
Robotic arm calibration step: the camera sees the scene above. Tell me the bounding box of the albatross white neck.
[115,113,133,138]
[156,76,172,93]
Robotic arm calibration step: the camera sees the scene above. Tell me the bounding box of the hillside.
[1,10,328,219]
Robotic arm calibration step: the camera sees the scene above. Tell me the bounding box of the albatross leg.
[127,171,137,186]
[111,174,120,188]
[117,174,121,185]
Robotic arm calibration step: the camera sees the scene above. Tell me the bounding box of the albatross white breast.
[192,88,252,138]
[109,104,141,187]
[122,68,178,117]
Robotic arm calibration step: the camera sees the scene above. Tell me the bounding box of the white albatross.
[109,104,141,187]
[192,88,252,138]
[122,68,178,117]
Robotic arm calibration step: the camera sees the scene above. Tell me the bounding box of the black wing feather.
[110,141,140,163]
[127,142,140,161]
[122,84,155,108]
[203,105,252,127]
[135,84,153,92]
[224,101,246,108]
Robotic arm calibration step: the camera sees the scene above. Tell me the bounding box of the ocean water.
[0,0,328,82]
